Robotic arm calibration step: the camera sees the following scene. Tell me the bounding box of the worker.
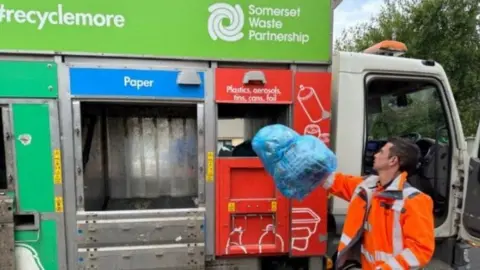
[322,137,435,269]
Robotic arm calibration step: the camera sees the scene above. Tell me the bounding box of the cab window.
[364,77,452,226]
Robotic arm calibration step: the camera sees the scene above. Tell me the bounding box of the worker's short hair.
[387,136,421,174]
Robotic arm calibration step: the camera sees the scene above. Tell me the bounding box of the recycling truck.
[0,0,478,270]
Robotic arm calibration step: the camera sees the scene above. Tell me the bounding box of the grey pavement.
[469,247,480,268]
[426,247,479,269]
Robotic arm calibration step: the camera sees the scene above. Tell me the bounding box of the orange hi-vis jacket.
[322,172,435,270]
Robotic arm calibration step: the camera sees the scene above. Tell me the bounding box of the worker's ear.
[389,155,399,166]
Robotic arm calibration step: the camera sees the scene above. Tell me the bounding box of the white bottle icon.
[304,124,322,138]
[15,244,45,270]
[225,227,247,254]
[297,85,330,123]
[258,224,285,253]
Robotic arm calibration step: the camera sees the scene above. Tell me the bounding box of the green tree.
[336,0,480,136]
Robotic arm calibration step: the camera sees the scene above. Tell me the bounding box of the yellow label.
[55,196,64,212]
[53,149,61,159]
[53,149,63,184]
[227,202,235,212]
[206,151,214,182]
[271,201,277,212]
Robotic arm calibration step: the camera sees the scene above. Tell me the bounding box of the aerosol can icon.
[298,85,331,139]
[297,85,331,123]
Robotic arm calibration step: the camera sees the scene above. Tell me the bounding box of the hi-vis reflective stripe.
[401,248,420,267]
[361,246,393,263]
[361,245,375,263]
[363,248,420,268]
[375,251,392,262]
[340,233,351,246]
[392,198,404,255]
[363,246,417,269]
[392,186,420,256]
[385,257,402,269]
[364,222,372,231]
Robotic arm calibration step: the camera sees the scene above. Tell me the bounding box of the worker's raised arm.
[375,193,435,270]
[321,172,364,202]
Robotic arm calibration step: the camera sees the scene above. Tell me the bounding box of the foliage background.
[335,0,480,136]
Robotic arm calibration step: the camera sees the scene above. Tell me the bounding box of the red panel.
[230,168,276,199]
[290,71,332,256]
[215,68,293,104]
[215,158,290,257]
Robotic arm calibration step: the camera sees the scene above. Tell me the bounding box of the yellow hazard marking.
[53,149,62,184]
[228,202,235,212]
[206,151,214,182]
[55,196,64,212]
[271,201,277,212]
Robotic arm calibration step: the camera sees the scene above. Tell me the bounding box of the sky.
[333,0,384,42]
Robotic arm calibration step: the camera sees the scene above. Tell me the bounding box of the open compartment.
[70,66,206,268]
[217,103,290,157]
[78,102,198,211]
[214,67,293,256]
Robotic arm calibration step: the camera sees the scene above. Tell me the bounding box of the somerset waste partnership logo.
[208,3,245,42]
[207,2,310,44]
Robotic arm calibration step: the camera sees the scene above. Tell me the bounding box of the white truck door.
[459,121,480,244]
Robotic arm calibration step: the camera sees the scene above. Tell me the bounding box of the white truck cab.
[328,40,480,268]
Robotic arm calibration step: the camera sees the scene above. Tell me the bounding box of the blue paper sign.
[69,67,205,99]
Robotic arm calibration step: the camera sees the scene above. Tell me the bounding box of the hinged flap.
[242,71,267,85]
[176,70,201,85]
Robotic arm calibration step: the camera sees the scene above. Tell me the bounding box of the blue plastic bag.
[251,124,299,176]
[252,124,337,200]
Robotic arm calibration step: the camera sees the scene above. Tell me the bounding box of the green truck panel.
[13,104,55,212]
[0,61,58,98]
[12,103,59,270]
[15,220,59,270]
